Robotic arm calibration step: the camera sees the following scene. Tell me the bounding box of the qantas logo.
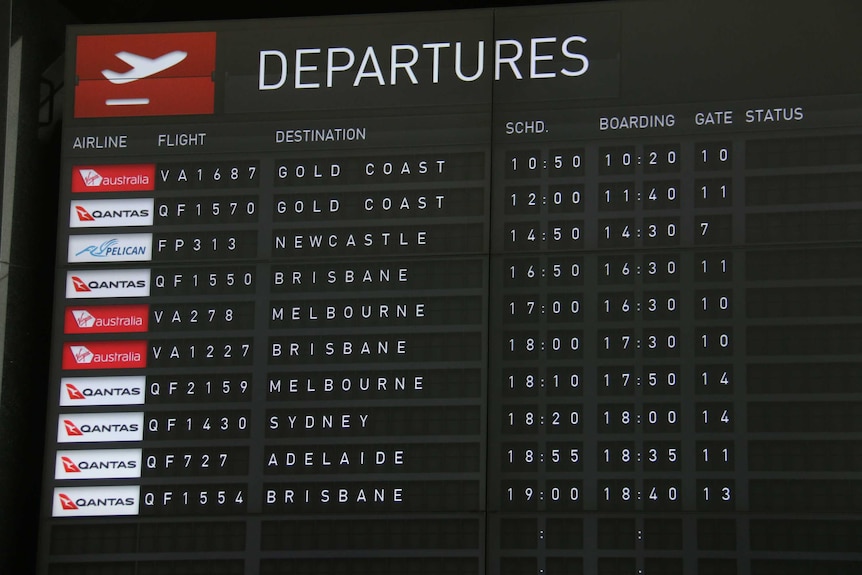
[66,269,150,299]
[75,32,216,118]
[71,276,90,292]
[70,276,147,292]
[61,456,82,473]
[71,164,155,193]
[55,449,143,480]
[57,412,144,444]
[60,376,146,407]
[76,205,96,221]
[71,199,154,228]
[63,419,84,436]
[65,383,87,400]
[59,493,79,510]
[67,420,141,434]
[53,486,140,517]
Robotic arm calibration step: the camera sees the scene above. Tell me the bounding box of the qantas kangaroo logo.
[61,457,82,473]
[58,493,79,510]
[63,420,84,436]
[75,206,96,221]
[71,276,91,292]
[65,383,87,400]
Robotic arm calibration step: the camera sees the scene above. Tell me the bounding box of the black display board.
[40,2,862,574]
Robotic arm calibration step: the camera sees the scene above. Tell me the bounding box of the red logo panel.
[75,32,216,118]
[62,341,147,371]
[71,164,155,193]
[64,304,149,334]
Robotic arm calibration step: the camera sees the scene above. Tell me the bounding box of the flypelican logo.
[71,164,155,193]
[66,269,151,299]
[76,238,122,257]
[75,32,217,118]
[60,376,146,407]
[68,234,152,263]
[52,486,140,517]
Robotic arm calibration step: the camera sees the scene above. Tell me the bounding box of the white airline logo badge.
[52,485,140,517]
[65,269,150,299]
[57,412,144,443]
[68,233,152,263]
[60,376,146,406]
[55,448,142,480]
[70,198,154,228]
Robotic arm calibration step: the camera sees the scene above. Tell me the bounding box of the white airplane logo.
[102,50,187,84]
[100,50,187,107]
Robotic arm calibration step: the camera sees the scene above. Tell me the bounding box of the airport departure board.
[39,2,862,574]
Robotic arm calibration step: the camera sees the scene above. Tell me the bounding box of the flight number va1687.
[157,162,259,188]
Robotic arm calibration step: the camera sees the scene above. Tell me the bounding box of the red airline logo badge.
[75,32,216,118]
[63,419,84,436]
[64,304,149,334]
[62,341,147,371]
[71,276,90,292]
[65,383,87,401]
[61,457,82,473]
[71,164,155,193]
[75,206,96,221]
[58,493,79,510]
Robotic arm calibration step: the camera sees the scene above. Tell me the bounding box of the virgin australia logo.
[79,169,103,187]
